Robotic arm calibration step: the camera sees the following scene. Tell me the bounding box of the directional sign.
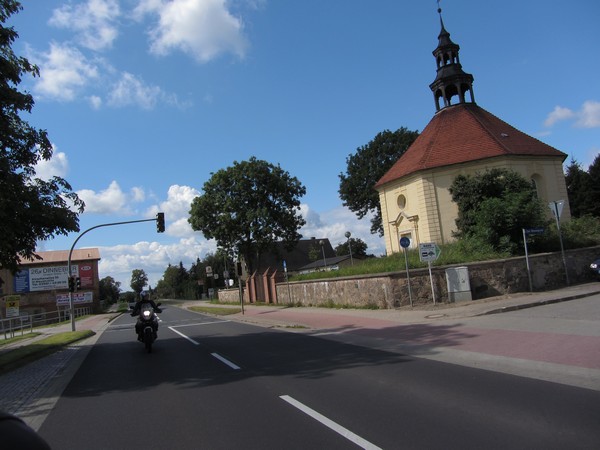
[524,227,545,235]
[419,242,441,262]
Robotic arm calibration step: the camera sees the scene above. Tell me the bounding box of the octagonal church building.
[375,9,569,255]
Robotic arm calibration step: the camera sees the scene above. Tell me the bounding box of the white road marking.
[279,395,382,450]
[168,326,241,370]
[168,326,200,345]
[210,352,241,370]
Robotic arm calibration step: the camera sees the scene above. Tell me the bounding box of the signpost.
[399,237,413,307]
[522,227,545,292]
[548,200,570,285]
[419,243,441,305]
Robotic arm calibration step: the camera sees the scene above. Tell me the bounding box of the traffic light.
[156,212,165,233]
[68,276,75,292]
[76,277,81,290]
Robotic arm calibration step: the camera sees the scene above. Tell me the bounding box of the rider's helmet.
[140,291,149,301]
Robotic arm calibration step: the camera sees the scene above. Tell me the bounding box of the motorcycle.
[591,258,600,281]
[132,302,162,353]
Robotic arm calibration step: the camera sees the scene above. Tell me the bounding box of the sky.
[9,0,600,289]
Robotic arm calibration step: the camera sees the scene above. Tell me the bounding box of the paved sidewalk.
[0,313,119,431]
[192,282,600,328]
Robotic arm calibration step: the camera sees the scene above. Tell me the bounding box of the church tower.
[429,7,475,111]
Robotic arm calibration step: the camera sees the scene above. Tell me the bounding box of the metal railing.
[1,306,92,340]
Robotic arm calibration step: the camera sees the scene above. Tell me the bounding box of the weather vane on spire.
[437,0,442,14]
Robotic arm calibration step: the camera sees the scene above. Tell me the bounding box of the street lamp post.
[345,231,353,266]
[319,240,327,271]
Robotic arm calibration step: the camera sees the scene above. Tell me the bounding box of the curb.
[481,289,600,315]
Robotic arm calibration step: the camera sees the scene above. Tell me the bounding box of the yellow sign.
[5,295,20,318]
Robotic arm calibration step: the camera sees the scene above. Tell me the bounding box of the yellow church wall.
[378,156,569,255]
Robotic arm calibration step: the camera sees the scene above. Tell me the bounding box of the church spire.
[429,3,475,112]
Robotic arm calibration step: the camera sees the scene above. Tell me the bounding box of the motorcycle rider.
[131,290,161,340]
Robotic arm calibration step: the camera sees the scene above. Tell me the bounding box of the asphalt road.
[38,304,600,449]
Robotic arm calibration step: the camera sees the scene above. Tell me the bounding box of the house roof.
[375,103,567,188]
[297,255,352,271]
[19,248,101,265]
[255,238,335,273]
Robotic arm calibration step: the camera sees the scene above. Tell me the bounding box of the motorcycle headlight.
[143,310,152,318]
[591,263,598,269]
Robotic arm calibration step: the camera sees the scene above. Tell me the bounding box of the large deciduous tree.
[130,269,148,295]
[0,1,84,272]
[339,128,419,236]
[188,157,306,272]
[449,168,547,254]
[99,276,121,304]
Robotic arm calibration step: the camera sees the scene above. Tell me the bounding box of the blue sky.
[10,0,600,288]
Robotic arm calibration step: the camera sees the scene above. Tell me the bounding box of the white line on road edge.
[280,395,382,450]
[211,353,241,370]
[168,326,200,345]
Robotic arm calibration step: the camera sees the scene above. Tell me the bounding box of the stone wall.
[218,246,600,308]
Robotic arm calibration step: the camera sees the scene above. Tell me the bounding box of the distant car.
[591,258,600,280]
[128,300,136,310]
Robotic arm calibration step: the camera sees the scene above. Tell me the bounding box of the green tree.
[335,237,368,258]
[586,154,600,217]
[564,158,592,218]
[156,264,178,299]
[99,276,121,304]
[130,269,148,295]
[189,157,306,273]
[339,128,419,236]
[449,168,547,253]
[0,1,84,273]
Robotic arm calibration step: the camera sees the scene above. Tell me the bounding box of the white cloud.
[99,236,217,287]
[31,42,99,101]
[544,105,575,127]
[34,148,69,180]
[107,72,189,110]
[146,184,201,236]
[77,181,145,214]
[135,0,248,62]
[49,0,121,51]
[107,72,162,109]
[88,95,103,109]
[544,100,600,129]
[577,101,600,128]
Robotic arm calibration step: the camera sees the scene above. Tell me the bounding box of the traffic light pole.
[67,216,162,331]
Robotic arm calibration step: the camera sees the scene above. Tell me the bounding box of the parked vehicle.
[591,258,600,281]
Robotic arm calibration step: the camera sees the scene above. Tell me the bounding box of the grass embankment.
[188,305,242,315]
[291,239,509,282]
[0,330,95,376]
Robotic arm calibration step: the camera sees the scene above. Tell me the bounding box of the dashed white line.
[210,352,241,370]
[168,325,241,370]
[280,395,382,450]
[168,326,200,345]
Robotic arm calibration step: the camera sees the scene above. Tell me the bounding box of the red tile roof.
[375,103,567,188]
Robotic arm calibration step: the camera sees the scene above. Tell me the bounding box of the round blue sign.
[400,237,410,248]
